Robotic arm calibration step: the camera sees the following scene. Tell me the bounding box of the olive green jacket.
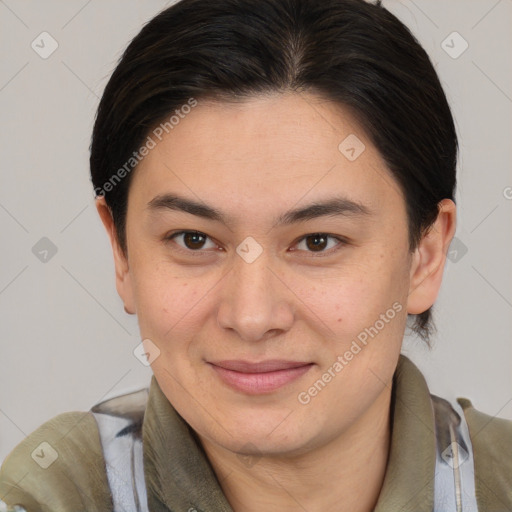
[1,355,511,511]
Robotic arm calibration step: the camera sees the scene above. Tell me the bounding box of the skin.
[97,91,456,512]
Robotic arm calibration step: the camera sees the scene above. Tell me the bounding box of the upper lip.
[209,360,312,373]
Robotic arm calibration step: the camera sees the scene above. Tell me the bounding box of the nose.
[216,252,295,343]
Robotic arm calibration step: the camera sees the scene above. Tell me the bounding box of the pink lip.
[208,360,313,394]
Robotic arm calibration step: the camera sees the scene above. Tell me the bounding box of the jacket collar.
[142,355,436,512]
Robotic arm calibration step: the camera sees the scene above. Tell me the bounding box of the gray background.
[0,0,511,464]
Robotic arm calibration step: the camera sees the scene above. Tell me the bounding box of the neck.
[199,386,392,512]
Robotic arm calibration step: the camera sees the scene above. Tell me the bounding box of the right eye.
[165,230,219,252]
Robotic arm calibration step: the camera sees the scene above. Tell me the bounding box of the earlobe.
[95,196,136,315]
[407,199,456,315]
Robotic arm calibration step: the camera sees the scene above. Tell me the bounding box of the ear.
[95,196,136,315]
[407,199,456,314]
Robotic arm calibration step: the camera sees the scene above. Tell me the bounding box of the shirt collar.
[374,355,436,511]
[143,354,436,512]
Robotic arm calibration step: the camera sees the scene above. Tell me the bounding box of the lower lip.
[209,363,313,394]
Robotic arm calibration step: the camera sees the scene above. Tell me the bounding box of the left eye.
[294,233,343,253]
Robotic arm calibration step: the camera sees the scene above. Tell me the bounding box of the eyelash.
[164,230,347,257]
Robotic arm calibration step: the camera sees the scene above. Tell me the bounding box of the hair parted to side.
[90,0,458,344]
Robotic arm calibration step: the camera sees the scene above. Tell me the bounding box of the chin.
[201,406,322,455]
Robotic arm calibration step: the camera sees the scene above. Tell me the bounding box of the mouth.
[207,359,314,394]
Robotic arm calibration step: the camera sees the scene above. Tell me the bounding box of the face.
[105,92,428,457]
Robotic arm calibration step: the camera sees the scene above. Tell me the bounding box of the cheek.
[292,255,409,426]
[291,249,410,339]
[130,259,212,344]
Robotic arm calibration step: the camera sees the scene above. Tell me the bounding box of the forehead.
[129,92,403,217]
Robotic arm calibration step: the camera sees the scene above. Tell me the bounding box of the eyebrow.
[146,193,373,228]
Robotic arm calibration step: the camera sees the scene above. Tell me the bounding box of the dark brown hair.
[90,0,458,342]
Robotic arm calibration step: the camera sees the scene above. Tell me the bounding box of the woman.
[1,0,510,510]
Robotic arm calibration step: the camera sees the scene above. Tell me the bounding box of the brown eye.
[183,232,207,250]
[168,231,217,251]
[294,233,345,255]
[305,234,328,251]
